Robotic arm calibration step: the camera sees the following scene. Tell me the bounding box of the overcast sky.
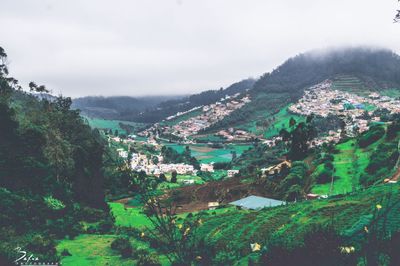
[1,0,400,97]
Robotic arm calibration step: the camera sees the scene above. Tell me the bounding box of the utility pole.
[395,139,400,169]
[329,174,334,196]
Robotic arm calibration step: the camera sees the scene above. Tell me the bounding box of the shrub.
[111,237,132,258]
[358,126,385,148]
[171,171,178,183]
[324,161,334,170]
[260,226,356,266]
[61,249,71,256]
[213,250,237,266]
[137,251,161,266]
[316,169,333,184]
[98,218,114,233]
[43,196,65,210]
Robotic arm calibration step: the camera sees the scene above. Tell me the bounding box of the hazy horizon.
[1,0,400,97]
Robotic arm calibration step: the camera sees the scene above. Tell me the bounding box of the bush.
[260,225,356,266]
[316,169,333,184]
[213,162,231,170]
[324,161,334,170]
[61,249,71,256]
[213,251,237,266]
[358,126,385,148]
[98,218,114,233]
[136,250,161,266]
[111,237,132,258]
[171,171,178,183]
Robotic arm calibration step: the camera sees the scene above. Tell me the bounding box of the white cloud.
[1,0,400,97]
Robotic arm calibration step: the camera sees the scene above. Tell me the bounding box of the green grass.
[57,234,171,266]
[263,105,306,138]
[381,89,400,98]
[362,102,377,112]
[109,202,153,228]
[193,134,227,143]
[57,234,132,266]
[311,138,381,195]
[83,117,146,135]
[164,143,251,163]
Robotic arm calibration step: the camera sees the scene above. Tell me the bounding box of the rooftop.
[229,195,285,210]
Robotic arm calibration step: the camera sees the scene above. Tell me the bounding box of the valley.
[2,47,400,266]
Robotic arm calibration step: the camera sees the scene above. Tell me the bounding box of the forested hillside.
[131,78,255,123]
[72,79,255,123]
[72,95,181,121]
[0,47,119,264]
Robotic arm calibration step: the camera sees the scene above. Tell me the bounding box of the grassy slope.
[198,184,400,258]
[311,138,381,195]
[109,202,153,228]
[263,105,305,138]
[311,126,398,196]
[57,234,170,266]
[83,116,146,135]
[164,143,251,163]
[57,235,132,266]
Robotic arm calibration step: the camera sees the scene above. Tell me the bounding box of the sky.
[1,0,400,98]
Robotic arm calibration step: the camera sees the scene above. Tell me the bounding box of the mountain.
[204,47,400,133]
[72,78,255,123]
[133,78,256,123]
[71,95,184,121]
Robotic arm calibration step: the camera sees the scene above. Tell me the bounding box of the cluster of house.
[288,80,400,141]
[215,128,257,142]
[116,148,218,178]
[129,152,198,176]
[143,94,251,141]
[261,160,292,178]
[110,135,159,149]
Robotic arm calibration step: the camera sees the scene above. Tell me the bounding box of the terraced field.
[198,184,400,260]
[331,75,371,96]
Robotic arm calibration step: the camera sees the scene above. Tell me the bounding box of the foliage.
[260,225,355,266]
[43,196,66,210]
[279,116,317,160]
[0,47,112,264]
[110,237,133,258]
[358,125,385,148]
[161,145,200,169]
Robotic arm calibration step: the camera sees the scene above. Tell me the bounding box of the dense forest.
[0,47,124,263]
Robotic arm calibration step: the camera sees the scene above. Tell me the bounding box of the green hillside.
[84,116,147,135]
[205,48,400,136]
[197,184,400,262]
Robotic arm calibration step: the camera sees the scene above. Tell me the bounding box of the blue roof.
[229,195,285,210]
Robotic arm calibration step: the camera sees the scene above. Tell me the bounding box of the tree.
[29,81,49,93]
[137,176,204,265]
[159,173,167,182]
[171,171,178,183]
[289,117,296,128]
[111,237,133,258]
[395,1,400,23]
